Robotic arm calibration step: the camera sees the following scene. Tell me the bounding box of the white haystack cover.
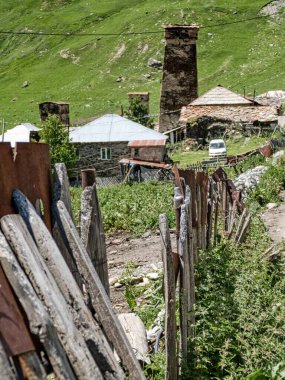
[70,114,167,143]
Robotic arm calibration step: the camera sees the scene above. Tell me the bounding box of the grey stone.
[22,81,29,88]
[148,58,162,68]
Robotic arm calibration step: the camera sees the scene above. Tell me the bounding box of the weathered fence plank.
[13,190,123,380]
[236,214,251,245]
[18,352,47,380]
[1,215,103,380]
[235,209,248,242]
[54,200,146,380]
[159,214,177,380]
[81,184,110,295]
[0,340,15,380]
[0,231,77,380]
[53,163,74,221]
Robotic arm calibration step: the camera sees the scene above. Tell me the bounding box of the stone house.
[165,85,279,143]
[69,114,167,176]
[128,139,167,162]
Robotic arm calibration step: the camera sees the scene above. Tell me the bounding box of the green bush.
[40,115,77,169]
[70,181,175,236]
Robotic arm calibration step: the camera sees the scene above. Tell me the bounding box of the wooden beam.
[81,185,110,294]
[0,232,76,380]
[159,214,177,380]
[12,190,123,380]
[0,215,103,380]
[0,340,16,380]
[54,200,146,380]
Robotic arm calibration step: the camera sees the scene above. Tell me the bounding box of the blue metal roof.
[69,114,167,143]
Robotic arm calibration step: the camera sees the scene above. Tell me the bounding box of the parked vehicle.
[209,139,227,158]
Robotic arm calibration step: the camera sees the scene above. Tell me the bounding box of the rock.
[267,203,278,210]
[142,230,151,238]
[146,272,159,280]
[116,76,125,82]
[22,81,29,88]
[148,58,162,68]
[143,73,151,79]
[136,277,150,287]
[114,282,124,288]
[109,276,119,286]
[233,165,268,199]
[108,250,118,255]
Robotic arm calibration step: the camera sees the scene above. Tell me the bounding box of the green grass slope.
[0,0,284,128]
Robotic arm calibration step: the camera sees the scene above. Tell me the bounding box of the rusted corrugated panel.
[212,167,228,182]
[0,266,35,356]
[128,140,166,147]
[0,143,52,230]
[119,158,171,169]
[259,144,272,157]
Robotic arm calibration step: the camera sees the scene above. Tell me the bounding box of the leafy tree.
[40,114,77,169]
[125,97,155,129]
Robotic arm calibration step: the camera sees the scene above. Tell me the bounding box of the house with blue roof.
[69,114,167,176]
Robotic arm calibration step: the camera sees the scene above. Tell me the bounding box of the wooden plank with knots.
[0,231,77,380]
[13,190,124,380]
[54,200,146,380]
[0,215,104,380]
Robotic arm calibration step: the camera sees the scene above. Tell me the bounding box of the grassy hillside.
[0,0,284,128]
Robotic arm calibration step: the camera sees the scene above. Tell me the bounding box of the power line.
[0,14,274,38]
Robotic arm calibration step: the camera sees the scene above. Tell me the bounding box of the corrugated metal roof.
[190,85,253,106]
[128,139,166,147]
[69,114,167,143]
[0,123,40,148]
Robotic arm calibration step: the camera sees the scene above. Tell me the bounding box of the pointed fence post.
[159,214,177,380]
[81,184,110,295]
[179,198,195,364]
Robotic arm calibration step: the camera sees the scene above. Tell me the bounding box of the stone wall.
[131,146,165,162]
[74,141,130,177]
[159,25,199,133]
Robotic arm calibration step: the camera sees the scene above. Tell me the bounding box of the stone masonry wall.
[74,141,130,177]
[159,25,199,133]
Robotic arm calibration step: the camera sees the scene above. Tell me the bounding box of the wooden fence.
[160,166,251,378]
[0,154,146,379]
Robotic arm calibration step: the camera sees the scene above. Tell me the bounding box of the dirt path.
[106,232,176,312]
[262,191,285,243]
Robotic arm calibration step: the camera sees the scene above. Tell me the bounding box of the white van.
[209,139,227,158]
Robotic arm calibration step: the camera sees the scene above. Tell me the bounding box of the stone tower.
[159,24,199,133]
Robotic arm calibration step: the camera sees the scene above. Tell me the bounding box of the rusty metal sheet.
[128,139,166,147]
[259,144,272,158]
[226,179,244,213]
[196,172,209,226]
[212,167,228,183]
[0,265,35,356]
[0,143,52,230]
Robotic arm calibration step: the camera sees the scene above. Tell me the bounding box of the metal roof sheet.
[190,85,253,106]
[69,114,167,143]
[128,139,166,147]
[0,123,40,148]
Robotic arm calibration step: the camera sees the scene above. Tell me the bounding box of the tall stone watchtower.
[159,24,199,133]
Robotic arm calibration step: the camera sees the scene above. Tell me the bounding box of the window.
[134,148,139,157]
[100,147,112,160]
